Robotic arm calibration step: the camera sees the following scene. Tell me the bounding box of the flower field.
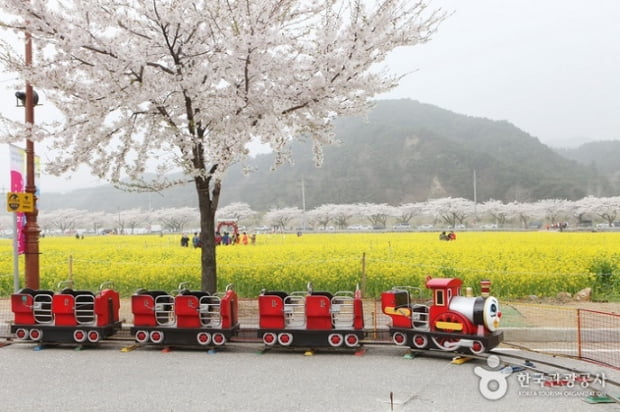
[0,231,618,299]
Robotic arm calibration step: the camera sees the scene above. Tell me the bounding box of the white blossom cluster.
[0,0,445,190]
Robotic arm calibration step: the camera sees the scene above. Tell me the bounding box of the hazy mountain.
[39,99,610,212]
[555,141,620,192]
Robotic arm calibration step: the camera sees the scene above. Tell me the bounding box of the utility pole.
[301,177,306,230]
[473,169,478,221]
[23,29,40,289]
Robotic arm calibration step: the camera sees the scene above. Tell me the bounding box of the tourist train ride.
[381,278,502,354]
[130,283,239,347]
[258,283,365,348]
[9,277,503,354]
[11,282,121,344]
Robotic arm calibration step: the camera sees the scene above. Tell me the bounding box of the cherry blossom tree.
[395,202,425,225]
[39,208,87,234]
[576,196,620,227]
[504,201,544,229]
[121,208,148,234]
[356,202,396,229]
[151,207,198,233]
[306,204,334,230]
[85,211,112,235]
[0,1,445,292]
[330,204,358,229]
[263,207,302,231]
[535,199,574,229]
[424,197,474,228]
[216,202,256,224]
[478,199,510,227]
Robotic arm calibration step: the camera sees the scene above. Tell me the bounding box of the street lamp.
[15,91,39,106]
[16,31,40,289]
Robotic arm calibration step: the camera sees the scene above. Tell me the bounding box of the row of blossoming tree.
[2,196,619,236]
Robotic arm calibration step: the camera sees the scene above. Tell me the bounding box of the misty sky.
[1,0,619,193]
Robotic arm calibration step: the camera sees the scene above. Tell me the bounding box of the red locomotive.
[258,283,365,348]
[10,282,121,344]
[381,277,502,354]
[130,283,239,347]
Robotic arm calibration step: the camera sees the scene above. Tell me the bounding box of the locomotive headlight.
[483,296,501,332]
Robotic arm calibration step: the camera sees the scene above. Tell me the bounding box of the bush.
[588,258,619,301]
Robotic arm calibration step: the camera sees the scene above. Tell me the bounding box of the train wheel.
[412,334,428,349]
[15,328,29,340]
[135,330,149,344]
[73,329,87,343]
[431,336,461,351]
[87,330,101,343]
[212,332,226,346]
[29,328,42,341]
[196,332,211,346]
[431,311,472,351]
[277,332,293,346]
[328,333,343,347]
[262,332,277,346]
[469,340,485,355]
[392,332,407,346]
[149,330,164,344]
[344,333,360,347]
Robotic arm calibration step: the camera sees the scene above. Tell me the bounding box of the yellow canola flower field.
[0,231,618,298]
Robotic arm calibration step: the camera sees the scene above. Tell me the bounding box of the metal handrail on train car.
[284,294,306,328]
[75,294,96,325]
[411,304,430,329]
[154,295,175,326]
[98,281,115,291]
[390,286,431,329]
[331,291,355,328]
[199,296,221,327]
[33,294,53,324]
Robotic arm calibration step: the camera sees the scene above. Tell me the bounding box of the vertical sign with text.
[9,144,26,254]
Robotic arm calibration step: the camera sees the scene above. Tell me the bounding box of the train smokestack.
[480,279,491,297]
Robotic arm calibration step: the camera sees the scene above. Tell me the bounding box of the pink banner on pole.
[9,144,26,254]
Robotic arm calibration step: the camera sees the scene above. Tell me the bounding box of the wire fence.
[577,308,620,370]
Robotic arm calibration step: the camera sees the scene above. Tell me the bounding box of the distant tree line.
[2,196,619,236]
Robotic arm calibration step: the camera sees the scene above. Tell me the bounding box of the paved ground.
[0,342,618,412]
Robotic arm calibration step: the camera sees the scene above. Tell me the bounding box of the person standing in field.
[242,232,249,245]
[180,234,189,247]
[192,232,201,248]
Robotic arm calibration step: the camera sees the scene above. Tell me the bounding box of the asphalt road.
[0,342,618,412]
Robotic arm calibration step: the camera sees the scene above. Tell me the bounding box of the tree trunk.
[196,176,220,293]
